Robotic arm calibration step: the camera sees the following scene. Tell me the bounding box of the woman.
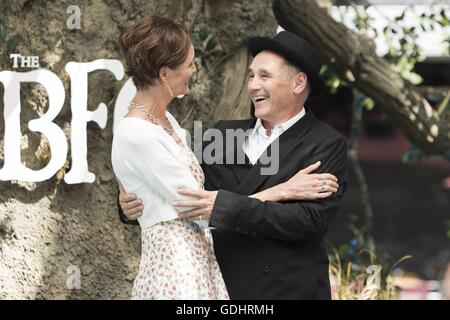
[112,16,338,300]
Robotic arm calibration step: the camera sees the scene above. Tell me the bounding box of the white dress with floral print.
[131,129,229,300]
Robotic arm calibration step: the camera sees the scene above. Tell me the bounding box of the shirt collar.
[252,107,306,138]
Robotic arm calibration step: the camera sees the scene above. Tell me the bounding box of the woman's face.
[166,44,197,96]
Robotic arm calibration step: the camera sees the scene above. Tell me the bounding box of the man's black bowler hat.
[249,31,325,97]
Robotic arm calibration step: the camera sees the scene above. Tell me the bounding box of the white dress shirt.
[243,108,306,164]
[111,112,207,230]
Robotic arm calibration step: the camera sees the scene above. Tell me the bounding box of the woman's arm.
[175,161,339,222]
[249,161,339,202]
[119,161,339,222]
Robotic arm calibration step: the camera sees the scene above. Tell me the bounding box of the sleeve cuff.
[209,189,260,232]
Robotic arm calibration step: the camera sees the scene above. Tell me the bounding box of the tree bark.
[273,0,450,157]
[0,0,276,299]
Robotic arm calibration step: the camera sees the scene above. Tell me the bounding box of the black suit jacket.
[201,110,348,300]
[118,109,348,300]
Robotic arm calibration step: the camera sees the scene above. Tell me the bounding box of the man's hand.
[250,161,339,202]
[118,180,143,220]
[173,189,218,221]
[283,161,339,200]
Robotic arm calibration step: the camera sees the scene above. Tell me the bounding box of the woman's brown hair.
[119,16,191,90]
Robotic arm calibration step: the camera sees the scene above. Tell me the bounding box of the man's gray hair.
[283,58,311,101]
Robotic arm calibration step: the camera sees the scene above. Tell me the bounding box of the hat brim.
[249,36,325,98]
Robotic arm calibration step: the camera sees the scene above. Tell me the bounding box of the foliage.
[329,246,411,300]
[402,144,425,165]
[328,219,412,300]
[380,6,449,84]
[325,3,450,165]
[447,220,450,239]
[191,25,220,60]
[0,21,22,68]
[324,3,449,95]
[328,207,416,300]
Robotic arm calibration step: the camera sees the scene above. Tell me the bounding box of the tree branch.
[273,0,450,156]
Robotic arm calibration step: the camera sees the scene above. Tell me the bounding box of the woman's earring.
[164,79,174,97]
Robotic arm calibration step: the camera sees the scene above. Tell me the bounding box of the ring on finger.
[321,181,327,186]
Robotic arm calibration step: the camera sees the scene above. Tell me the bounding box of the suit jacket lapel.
[225,119,256,184]
[236,110,317,195]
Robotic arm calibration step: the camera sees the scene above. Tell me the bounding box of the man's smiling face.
[248,50,304,127]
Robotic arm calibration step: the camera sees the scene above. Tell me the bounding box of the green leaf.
[447,220,450,239]
[440,17,449,27]
[206,37,217,51]
[326,76,342,94]
[361,97,375,111]
[0,23,5,41]
[7,34,21,52]
[194,47,203,57]
[402,152,411,165]
[191,33,200,46]
[420,23,426,32]
[199,26,208,41]
[395,10,406,22]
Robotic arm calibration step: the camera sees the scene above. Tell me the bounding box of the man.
[119,31,348,299]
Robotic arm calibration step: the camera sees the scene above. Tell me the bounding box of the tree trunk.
[273,0,450,157]
[0,0,276,299]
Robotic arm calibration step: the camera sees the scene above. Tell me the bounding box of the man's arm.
[117,196,139,225]
[209,137,348,242]
[116,179,142,225]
